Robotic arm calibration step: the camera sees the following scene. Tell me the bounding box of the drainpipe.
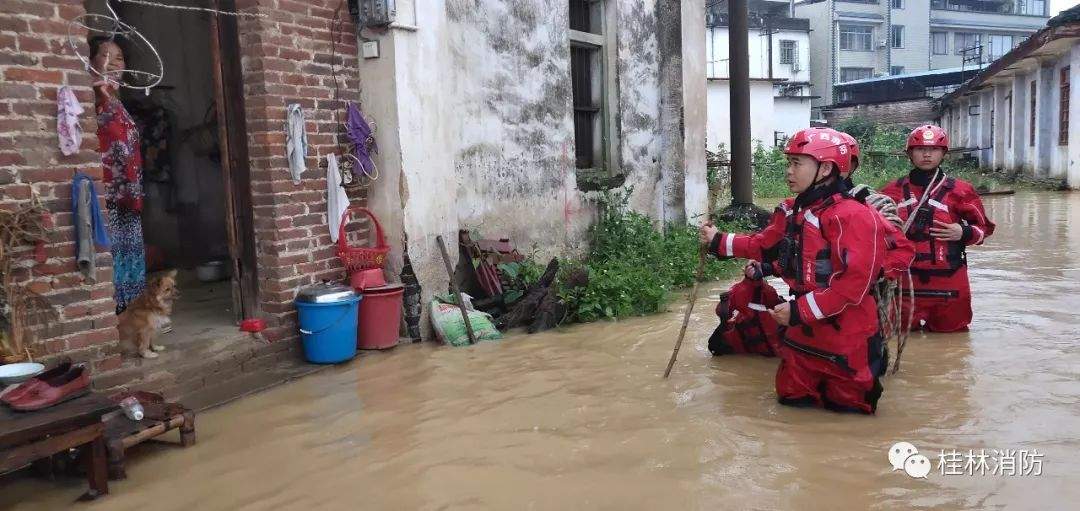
[766,16,773,80]
[729,0,753,205]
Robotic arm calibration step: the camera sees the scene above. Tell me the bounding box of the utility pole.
[728,0,753,205]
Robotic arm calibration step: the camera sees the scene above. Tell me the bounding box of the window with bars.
[779,40,796,65]
[891,25,904,49]
[1061,66,1070,146]
[839,24,873,51]
[1030,80,1036,147]
[891,66,904,76]
[931,32,948,55]
[891,0,903,8]
[569,0,609,172]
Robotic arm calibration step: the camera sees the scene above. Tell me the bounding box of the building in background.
[706,0,814,150]
[939,5,1080,188]
[796,0,1050,112]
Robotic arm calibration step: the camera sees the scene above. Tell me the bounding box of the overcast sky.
[1050,0,1076,15]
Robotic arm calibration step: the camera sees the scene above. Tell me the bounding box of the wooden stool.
[102,392,195,480]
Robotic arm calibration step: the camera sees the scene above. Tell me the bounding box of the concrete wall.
[889,0,931,73]
[774,96,813,141]
[952,41,1078,188]
[796,0,833,108]
[359,0,704,339]
[706,80,778,151]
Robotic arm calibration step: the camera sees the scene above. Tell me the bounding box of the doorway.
[84,0,258,349]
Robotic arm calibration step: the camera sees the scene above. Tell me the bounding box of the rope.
[115,0,268,18]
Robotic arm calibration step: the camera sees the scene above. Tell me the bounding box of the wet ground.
[3,191,1079,510]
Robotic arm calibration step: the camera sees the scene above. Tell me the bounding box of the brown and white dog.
[118,270,179,359]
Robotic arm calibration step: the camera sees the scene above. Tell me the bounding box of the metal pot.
[196,260,228,283]
[295,282,357,304]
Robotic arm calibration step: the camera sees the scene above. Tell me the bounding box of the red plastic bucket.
[356,284,404,350]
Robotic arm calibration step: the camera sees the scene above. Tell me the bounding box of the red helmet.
[906,124,949,152]
[838,132,860,176]
[783,127,851,176]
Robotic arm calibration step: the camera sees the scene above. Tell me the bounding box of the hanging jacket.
[880,170,995,280]
[711,182,884,356]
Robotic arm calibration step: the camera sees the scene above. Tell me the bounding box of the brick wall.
[823,98,937,129]
[235,0,364,343]
[0,0,366,381]
[0,0,123,372]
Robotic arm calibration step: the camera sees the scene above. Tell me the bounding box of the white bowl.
[0,362,45,386]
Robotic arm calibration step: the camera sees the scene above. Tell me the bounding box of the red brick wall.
[823,98,937,130]
[0,0,123,372]
[0,0,365,374]
[234,0,363,343]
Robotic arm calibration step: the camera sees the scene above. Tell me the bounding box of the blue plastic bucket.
[295,295,361,364]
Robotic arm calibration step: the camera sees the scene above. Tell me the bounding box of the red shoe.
[1,361,73,405]
[9,364,91,412]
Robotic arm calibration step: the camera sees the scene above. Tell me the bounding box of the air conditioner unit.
[877,39,888,49]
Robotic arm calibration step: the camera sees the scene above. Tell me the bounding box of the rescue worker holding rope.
[701,127,886,414]
[880,125,995,333]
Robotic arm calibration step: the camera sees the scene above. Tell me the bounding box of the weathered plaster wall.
[359,0,701,340]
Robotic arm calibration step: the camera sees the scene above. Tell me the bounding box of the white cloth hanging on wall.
[326,153,350,243]
[57,86,84,156]
[285,103,307,184]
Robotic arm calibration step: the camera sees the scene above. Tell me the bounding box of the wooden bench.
[0,393,117,501]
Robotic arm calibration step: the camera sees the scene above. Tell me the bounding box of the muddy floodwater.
[4,191,1080,510]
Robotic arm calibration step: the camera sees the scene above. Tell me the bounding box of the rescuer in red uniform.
[701,128,886,414]
[880,125,995,333]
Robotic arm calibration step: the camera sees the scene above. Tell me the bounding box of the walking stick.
[436,235,477,345]
[664,190,718,378]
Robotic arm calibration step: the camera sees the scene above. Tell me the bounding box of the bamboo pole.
[436,235,477,345]
[664,189,719,378]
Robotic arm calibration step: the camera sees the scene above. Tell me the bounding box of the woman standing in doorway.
[90,36,146,314]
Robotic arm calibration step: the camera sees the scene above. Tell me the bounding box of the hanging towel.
[285,103,307,184]
[326,153,350,243]
[57,86,84,156]
[72,171,110,282]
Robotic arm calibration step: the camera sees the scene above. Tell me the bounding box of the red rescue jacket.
[880,170,994,280]
[711,185,884,357]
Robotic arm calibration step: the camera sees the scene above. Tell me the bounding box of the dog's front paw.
[140,350,159,359]
[150,344,166,352]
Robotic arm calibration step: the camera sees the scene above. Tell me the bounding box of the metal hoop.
[68,11,164,95]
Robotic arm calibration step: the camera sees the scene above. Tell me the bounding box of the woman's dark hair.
[87,35,129,60]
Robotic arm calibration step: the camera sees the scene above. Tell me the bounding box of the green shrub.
[557,187,745,323]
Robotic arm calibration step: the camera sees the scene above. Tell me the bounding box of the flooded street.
[4,191,1080,510]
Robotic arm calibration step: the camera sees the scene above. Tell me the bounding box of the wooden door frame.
[209,0,259,320]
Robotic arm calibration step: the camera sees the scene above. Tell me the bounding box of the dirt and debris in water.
[3,191,1080,510]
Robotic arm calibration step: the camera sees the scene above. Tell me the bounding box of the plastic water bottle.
[119,396,144,421]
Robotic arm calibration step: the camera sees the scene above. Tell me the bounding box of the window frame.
[568,0,621,180]
[1029,80,1036,147]
[891,66,905,76]
[779,39,797,65]
[954,32,981,56]
[839,66,874,83]
[1061,66,1070,146]
[891,25,904,49]
[891,0,904,8]
[931,31,948,55]
[839,23,874,52]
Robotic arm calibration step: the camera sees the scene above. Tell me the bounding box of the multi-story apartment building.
[706,0,814,148]
[795,0,1050,108]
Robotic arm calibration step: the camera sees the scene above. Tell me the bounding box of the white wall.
[706,80,780,151]
[706,26,811,82]
[774,96,812,142]
[359,0,705,339]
